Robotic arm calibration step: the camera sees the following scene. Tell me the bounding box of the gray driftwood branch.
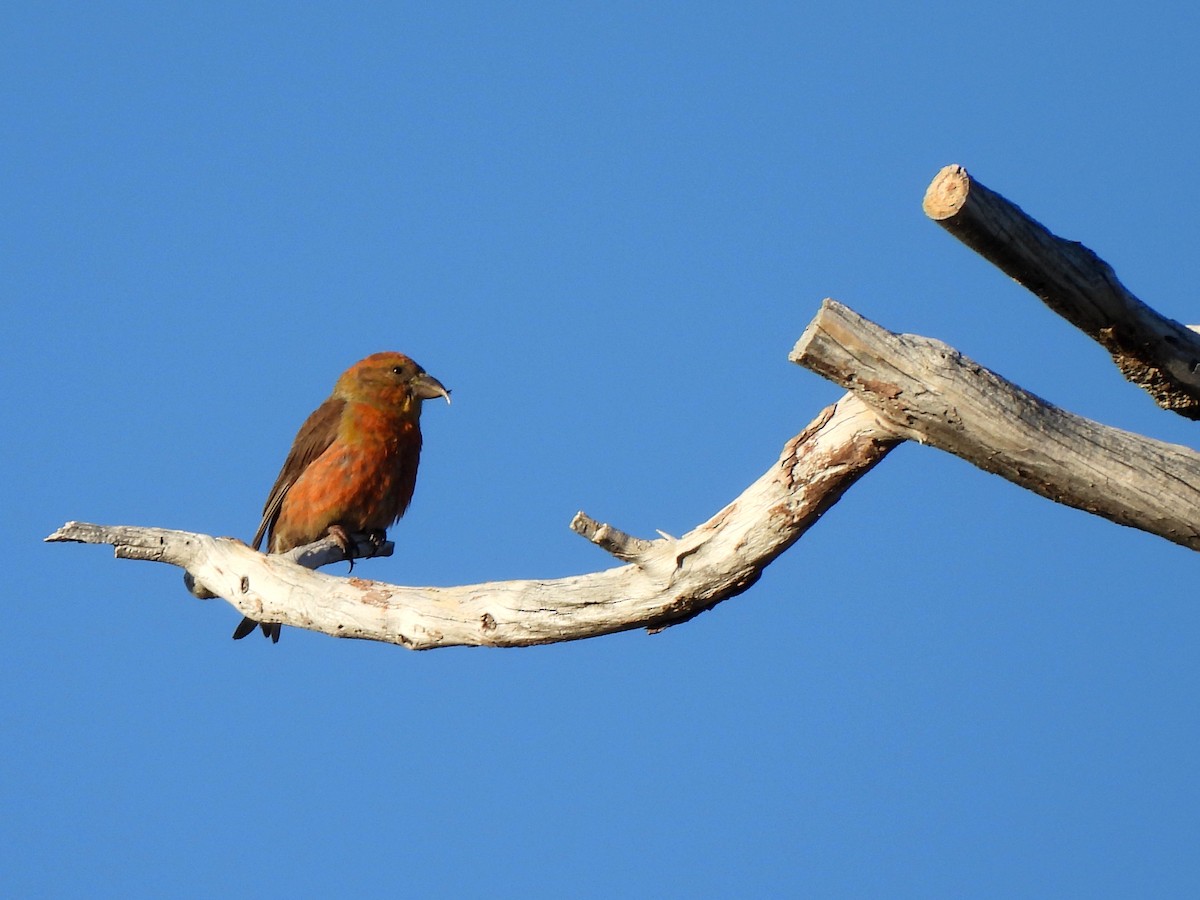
[923,164,1200,418]
[45,393,897,647]
[791,299,1200,551]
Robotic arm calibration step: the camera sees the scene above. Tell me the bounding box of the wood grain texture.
[924,164,1200,418]
[792,299,1200,550]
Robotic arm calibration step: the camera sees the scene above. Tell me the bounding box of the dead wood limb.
[181,533,393,598]
[792,299,1200,550]
[45,394,897,647]
[923,164,1200,418]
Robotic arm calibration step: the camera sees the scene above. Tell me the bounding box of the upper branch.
[923,164,1200,418]
[792,299,1200,551]
[46,394,897,647]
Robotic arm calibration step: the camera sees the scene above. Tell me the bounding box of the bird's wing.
[252,397,346,551]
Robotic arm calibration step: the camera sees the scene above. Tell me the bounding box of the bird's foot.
[364,529,388,558]
[327,524,356,573]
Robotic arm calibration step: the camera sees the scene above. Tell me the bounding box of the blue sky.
[5,3,1199,897]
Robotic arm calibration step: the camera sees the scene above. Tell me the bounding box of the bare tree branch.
[45,394,897,647]
[792,299,1200,550]
[181,533,394,599]
[56,166,1200,647]
[923,164,1200,418]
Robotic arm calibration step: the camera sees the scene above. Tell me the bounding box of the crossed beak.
[413,371,452,405]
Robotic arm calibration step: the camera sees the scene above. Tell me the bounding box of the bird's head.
[336,352,451,413]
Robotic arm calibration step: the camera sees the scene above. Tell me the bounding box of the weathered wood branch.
[792,299,1200,550]
[923,164,1200,418]
[181,533,395,599]
[45,394,897,647]
[57,168,1200,646]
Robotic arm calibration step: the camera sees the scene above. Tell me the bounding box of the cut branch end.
[922,164,971,220]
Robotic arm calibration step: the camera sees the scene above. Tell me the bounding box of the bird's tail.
[232,617,281,643]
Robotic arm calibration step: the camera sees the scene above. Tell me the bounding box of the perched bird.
[234,351,450,642]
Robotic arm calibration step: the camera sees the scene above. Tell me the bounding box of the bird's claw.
[365,529,388,558]
[326,524,356,573]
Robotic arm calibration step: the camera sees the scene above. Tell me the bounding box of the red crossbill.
[234,352,450,642]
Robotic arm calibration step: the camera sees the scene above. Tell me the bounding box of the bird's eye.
[392,365,405,376]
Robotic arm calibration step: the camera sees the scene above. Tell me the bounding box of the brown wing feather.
[252,397,346,551]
